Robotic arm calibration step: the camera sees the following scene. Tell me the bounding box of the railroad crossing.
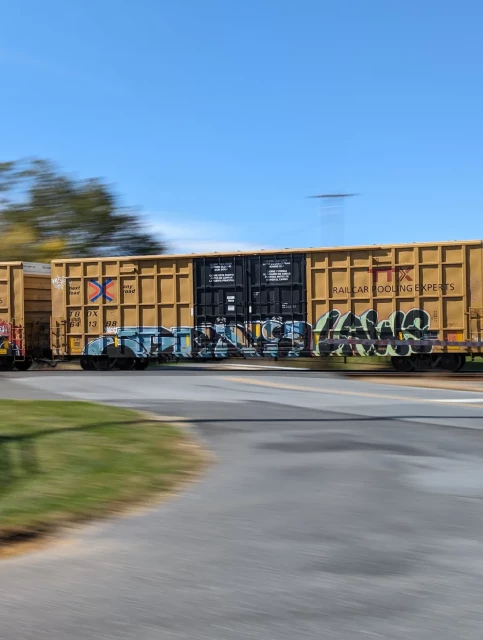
[1,368,483,639]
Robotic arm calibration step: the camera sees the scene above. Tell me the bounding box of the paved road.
[2,369,483,639]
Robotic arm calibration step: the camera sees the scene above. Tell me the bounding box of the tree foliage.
[0,159,164,261]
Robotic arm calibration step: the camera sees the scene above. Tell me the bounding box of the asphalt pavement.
[1,368,483,639]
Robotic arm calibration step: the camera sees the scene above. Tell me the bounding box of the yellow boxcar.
[49,240,483,372]
[306,240,483,371]
[0,261,52,370]
[51,255,193,369]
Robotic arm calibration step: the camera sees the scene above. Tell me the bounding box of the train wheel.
[80,357,96,371]
[391,356,415,372]
[135,358,150,370]
[99,357,116,371]
[119,358,136,371]
[437,354,465,372]
[15,358,32,371]
[0,357,14,371]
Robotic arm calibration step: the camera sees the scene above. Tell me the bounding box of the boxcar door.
[247,254,309,358]
[193,256,247,358]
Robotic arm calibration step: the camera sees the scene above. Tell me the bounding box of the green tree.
[0,159,165,261]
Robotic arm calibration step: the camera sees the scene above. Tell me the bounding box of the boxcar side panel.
[0,263,23,325]
[0,263,24,356]
[308,241,483,356]
[467,243,483,350]
[0,262,52,358]
[51,257,194,358]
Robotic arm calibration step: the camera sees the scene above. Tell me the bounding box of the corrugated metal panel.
[23,273,52,354]
[307,241,483,356]
[51,256,194,356]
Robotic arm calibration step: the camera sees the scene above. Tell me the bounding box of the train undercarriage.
[390,354,465,372]
[0,347,469,374]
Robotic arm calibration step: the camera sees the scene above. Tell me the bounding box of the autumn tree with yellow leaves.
[0,159,164,261]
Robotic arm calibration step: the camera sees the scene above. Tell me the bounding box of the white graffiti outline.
[52,276,67,290]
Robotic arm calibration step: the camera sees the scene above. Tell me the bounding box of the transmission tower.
[308,193,358,247]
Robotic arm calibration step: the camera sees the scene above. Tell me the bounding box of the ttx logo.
[368,267,413,283]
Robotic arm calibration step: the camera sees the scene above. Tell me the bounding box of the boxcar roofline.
[51,239,483,264]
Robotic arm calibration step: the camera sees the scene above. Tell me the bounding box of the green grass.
[0,401,206,542]
[255,356,392,371]
[461,358,483,371]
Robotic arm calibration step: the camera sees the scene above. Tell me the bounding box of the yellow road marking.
[223,376,483,410]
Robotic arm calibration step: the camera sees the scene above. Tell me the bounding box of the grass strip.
[0,400,206,545]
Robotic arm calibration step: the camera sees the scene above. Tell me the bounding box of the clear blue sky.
[1,1,482,253]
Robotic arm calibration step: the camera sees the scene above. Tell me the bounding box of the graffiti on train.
[83,308,434,359]
[189,320,312,358]
[314,308,434,356]
[85,320,312,359]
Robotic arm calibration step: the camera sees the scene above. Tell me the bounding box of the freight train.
[1,240,483,372]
